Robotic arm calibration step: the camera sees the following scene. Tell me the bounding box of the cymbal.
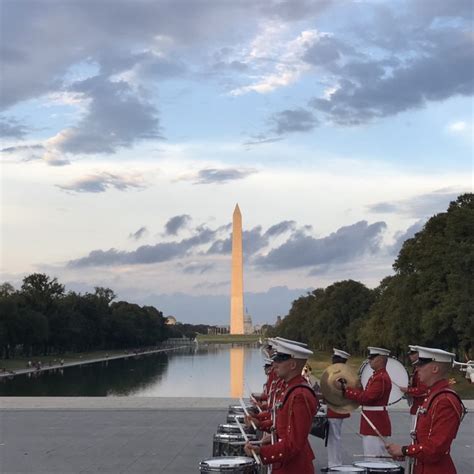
[326,399,359,414]
[320,363,362,410]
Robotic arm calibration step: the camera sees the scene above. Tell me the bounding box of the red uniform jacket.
[344,367,392,436]
[406,367,428,415]
[260,375,318,474]
[406,379,464,474]
[258,380,287,432]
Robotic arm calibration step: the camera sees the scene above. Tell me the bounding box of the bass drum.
[359,357,409,405]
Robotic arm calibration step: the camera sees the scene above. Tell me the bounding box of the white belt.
[362,406,386,411]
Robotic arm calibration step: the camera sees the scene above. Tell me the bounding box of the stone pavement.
[0,398,472,473]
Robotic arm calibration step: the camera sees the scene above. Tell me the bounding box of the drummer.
[339,346,392,457]
[244,339,318,474]
[399,345,428,428]
[386,347,466,474]
[325,348,351,469]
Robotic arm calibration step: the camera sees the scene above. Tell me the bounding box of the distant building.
[276,316,282,326]
[244,311,253,334]
[165,316,177,325]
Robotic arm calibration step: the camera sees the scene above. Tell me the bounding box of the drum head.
[354,460,401,471]
[359,357,408,405]
[200,456,256,471]
[329,466,366,472]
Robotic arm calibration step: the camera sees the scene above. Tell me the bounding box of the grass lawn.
[308,351,473,400]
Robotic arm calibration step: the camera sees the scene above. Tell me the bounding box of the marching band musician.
[339,346,392,457]
[326,348,351,468]
[399,345,428,428]
[386,347,466,474]
[244,339,319,474]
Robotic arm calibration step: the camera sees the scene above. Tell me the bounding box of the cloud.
[0,118,29,139]
[1,144,44,153]
[308,20,473,125]
[368,189,464,218]
[165,215,191,236]
[271,108,318,135]
[264,220,296,237]
[243,135,283,146]
[181,262,215,274]
[67,226,218,267]
[190,168,258,184]
[231,28,319,96]
[46,75,161,156]
[57,171,147,193]
[256,220,387,270]
[0,1,331,110]
[389,220,426,256]
[129,226,148,241]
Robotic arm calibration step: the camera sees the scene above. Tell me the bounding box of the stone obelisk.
[230,204,244,334]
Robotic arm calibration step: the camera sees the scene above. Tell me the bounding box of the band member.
[399,345,428,428]
[386,347,466,474]
[340,346,392,457]
[326,348,351,468]
[245,339,319,474]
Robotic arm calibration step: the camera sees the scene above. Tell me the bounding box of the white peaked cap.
[273,339,313,360]
[275,337,308,348]
[417,346,456,363]
[368,346,390,356]
[333,348,351,359]
[408,345,418,351]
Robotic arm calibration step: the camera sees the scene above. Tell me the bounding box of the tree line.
[0,275,171,359]
[269,193,474,359]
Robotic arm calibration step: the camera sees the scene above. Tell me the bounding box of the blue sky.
[1,0,472,325]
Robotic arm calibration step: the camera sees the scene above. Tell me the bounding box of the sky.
[1,0,473,326]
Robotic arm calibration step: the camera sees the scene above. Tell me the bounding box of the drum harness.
[407,388,467,474]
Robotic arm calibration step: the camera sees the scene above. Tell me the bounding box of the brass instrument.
[320,363,362,414]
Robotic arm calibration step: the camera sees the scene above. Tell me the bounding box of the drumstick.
[235,418,261,465]
[360,411,388,444]
[229,440,264,446]
[250,394,263,412]
[244,381,263,413]
[239,397,258,431]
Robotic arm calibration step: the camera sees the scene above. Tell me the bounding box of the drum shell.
[328,467,367,472]
[228,405,254,415]
[199,456,259,473]
[212,433,258,457]
[353,460,404,473]
[227,414,246,424]
[218,424,254,435]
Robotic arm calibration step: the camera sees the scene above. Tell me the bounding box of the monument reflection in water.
[230,346,244,398]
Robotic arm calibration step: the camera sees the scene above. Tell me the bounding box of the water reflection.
[0,353,169,396]
[0,345,266,397]
[230,346,244,398]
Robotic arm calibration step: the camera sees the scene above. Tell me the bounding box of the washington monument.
[230,204,244,334]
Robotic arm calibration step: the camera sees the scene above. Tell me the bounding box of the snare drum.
[218,424,254,435]
[353,461,403,473]
[329,467,366,472]
[199,456,259,473]
[227,414,246,424]
[212,433,258,457]
[228,405,247,414]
